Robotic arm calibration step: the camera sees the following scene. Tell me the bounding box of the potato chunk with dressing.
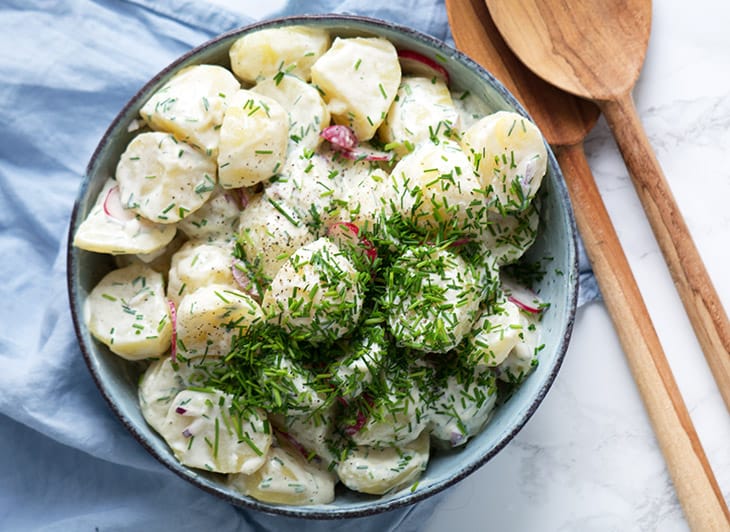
[217,90,289,189]
[311,37,401,141]
[229,26,330,83]
[175,284,263,358]
[84,264,172,360]
[139,64,240,157]
[160,389,271,474]
[116,132,217,224]
[461,110,547,212]
[73,178,176,255]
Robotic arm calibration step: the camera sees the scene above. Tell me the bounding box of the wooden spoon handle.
[598,93,730,409]
[558,143,730,530]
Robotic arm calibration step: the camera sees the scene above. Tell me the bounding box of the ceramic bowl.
[67,14,578,519]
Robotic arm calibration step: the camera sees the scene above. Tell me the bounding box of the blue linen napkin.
[0,0,598,529]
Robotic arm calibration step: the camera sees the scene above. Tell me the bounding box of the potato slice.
[84,264,172,360]
[228,442,336,505]
[166,240,236,305]
[73,178,176,255]
[116,132,217,224]
[311,37,401,141]
[338,430,429,495]
[461,110,547,212]
[379,76,460,157]
[253,75,330,152]
[161,389,271,474]
[217,90,288,189]
[229,26,330,83]
[175,284,263,358]
[139,65,240,157]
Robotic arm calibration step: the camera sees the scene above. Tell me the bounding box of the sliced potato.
[73,178,176,255]
[252,74,330,152]
[337,430,429,495]
[160,389,271,474]
[166,240,236,305]
[461,110,547,212]
[116,132,217,224]
[139,64,240,157]
[228,441,336,505]
[311,37,401,141]
[84,264,172,360]
[217,90,288,189]
[175,284,263,358]
[229,26,330,83]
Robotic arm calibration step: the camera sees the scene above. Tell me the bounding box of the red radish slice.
[398,50,450,85]
[231,260,261,302]
[168,299,178,361]
[502,278,544,314]
[103,185,136,222]
[343,409,368,436]
[321,125,358,152]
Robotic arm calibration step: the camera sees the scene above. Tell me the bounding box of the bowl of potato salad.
[67,15,578,518]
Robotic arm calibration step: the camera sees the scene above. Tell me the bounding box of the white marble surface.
[209,1,730,530]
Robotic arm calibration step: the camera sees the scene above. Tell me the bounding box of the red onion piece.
[182,428,193,438]
[175,406,187,415]
[343,410,368,436]
[274,428,311,460]
[398,50,450,85]
[231,260,260,302]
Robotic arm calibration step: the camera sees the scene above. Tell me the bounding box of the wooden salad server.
[486,0,730,414]
[445,0,730,529]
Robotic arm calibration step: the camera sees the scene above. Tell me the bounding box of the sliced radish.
[502,278,544,314]
[168,299,178,361]
[320,125,358,152]
[103,185,136,223]
[398,50,450,85]
[343,409,368,436]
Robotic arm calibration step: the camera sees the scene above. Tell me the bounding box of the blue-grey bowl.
[67,14,578,520]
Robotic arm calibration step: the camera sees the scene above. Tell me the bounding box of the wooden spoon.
[486,0,730,413]
[445,0,730,528]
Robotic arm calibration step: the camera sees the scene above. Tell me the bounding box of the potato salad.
[74,25,550,505]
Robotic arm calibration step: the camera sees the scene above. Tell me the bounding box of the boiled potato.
[160,389,271,474]
[228,441,336,505]
[237,193,315,281]
[229,26,330,83]
[166,240,236,305]
[464,300,526,368]
[217,90,288,189]
[385,139,483,236]
[138,356,216,434]
[73,178,176,255]
[139,64,240,157]
[84,264,172,360]
[385,246,481,353]
[175,284,263,358]
[379,76,460,157]
[461,110,547,212]
[252,74,330,152]
[311,37,401,141]
[338,430,429,495]
[262,237,364,343]
[116,132,217,224]
[177,186,244,242]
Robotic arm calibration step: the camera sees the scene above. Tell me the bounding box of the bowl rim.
[66,13,579,520]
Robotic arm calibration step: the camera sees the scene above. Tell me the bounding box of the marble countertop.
[213,1,730,530]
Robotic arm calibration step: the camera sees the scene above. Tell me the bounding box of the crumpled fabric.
[0,0,598,530]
